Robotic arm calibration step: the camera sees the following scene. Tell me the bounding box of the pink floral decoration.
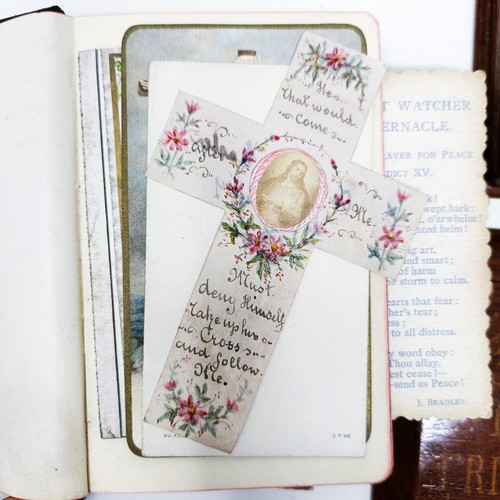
[162,127,188,151]
[165,379,178,391]
[325,47,348,70]
[265,235,287,261]
[397,188,410,202]
[379,226,404,250]
[241,147,255,164]
[178,395,208,424]
[226,177,244,195]
[313,221,329,235]
[185,100,200,114]
[334,193,350,208]
[243,230,268,254]
[226,398,239,413]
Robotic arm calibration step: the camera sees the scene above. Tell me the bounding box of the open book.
[0,9,491,500]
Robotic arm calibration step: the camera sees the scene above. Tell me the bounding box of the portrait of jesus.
[255,151,320,229]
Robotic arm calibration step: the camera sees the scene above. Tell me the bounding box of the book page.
[383,71,491,419]
[0,12,88,500]
[74,12,391,491]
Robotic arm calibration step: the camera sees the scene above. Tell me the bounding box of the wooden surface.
[475,0,500,188]
[374,1,499,498]
[415,230,499,498]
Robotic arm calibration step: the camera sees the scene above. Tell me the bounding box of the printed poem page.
[383,71,491,419]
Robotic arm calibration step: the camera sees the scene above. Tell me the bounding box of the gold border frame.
[120,23,370,456]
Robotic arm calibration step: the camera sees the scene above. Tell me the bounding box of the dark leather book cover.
[0,6,64,24]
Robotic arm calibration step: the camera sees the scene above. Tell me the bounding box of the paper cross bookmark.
[144,34,427,453]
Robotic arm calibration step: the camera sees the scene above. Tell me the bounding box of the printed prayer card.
[144,33,426,452]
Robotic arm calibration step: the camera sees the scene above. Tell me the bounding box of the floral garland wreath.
[221,135,350,283]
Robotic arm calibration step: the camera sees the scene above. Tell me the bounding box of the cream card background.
[141,62,370,456]
[144,93,366,452]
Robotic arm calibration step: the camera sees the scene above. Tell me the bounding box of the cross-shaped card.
[144,32,427,452]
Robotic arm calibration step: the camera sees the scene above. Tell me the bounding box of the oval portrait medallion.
[251,149,326,231]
